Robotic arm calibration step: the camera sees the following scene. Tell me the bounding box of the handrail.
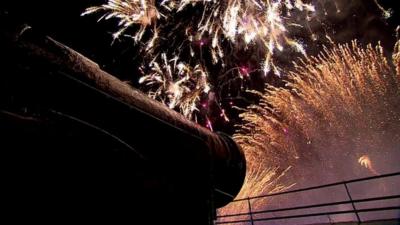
[235,172,400,201]
[216,172,400,224]
[218,195,400,218]
[216,207,400,224]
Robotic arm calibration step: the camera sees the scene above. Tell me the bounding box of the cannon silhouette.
[0,18,246,224]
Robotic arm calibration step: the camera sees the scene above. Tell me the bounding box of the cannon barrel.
[0,17,245,224]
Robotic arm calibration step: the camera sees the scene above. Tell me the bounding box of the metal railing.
[216,172,400,224]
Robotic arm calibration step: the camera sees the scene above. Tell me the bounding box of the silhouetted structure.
[0,16,246,224]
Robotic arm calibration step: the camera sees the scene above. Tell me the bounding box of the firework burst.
[220,40,400,215]
[139,53,210,120]
[83,0,317,120]
[183,0,314,74]
[82,0,160,43]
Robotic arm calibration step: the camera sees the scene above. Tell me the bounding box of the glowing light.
[139,53,210,120]
[239,66,250,76]
[221,40,400,215]
[82,0,160,43]
[374,0,392,19]
[220,109,230,122]
[206,116,213,131]
[83,0,318,120]
[358,155,379,175]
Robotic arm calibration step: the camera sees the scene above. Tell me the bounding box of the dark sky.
[3,0,399,76]
[2,0,400,134]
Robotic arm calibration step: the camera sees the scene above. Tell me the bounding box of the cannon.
[0,16,246,224]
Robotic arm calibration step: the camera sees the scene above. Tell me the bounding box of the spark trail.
[220,40,400,215]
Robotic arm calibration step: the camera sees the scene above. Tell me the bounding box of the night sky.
[3,1,399,134]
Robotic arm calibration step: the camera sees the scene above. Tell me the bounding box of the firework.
[83,0,313,59]
[183,0,313,73]
[82,0,160,43]
[82,0,317,120]
[220,40,400,215]
[139,53,210,120]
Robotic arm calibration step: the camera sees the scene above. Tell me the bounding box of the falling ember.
[373,0,392,19]
[220,40,400,215]
[358,155,379,175]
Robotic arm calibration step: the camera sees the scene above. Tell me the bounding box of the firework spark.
[220,40,400,215]
[184,0,314,74]
[83,0,313,59]
[358,155,379,175]
[83,0,317,120]
[82,0,160,43]
[374,0,392,19]
[139,53,210,120]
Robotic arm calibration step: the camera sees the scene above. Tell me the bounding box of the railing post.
[247,197,254,225]
[344,183,361,224]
